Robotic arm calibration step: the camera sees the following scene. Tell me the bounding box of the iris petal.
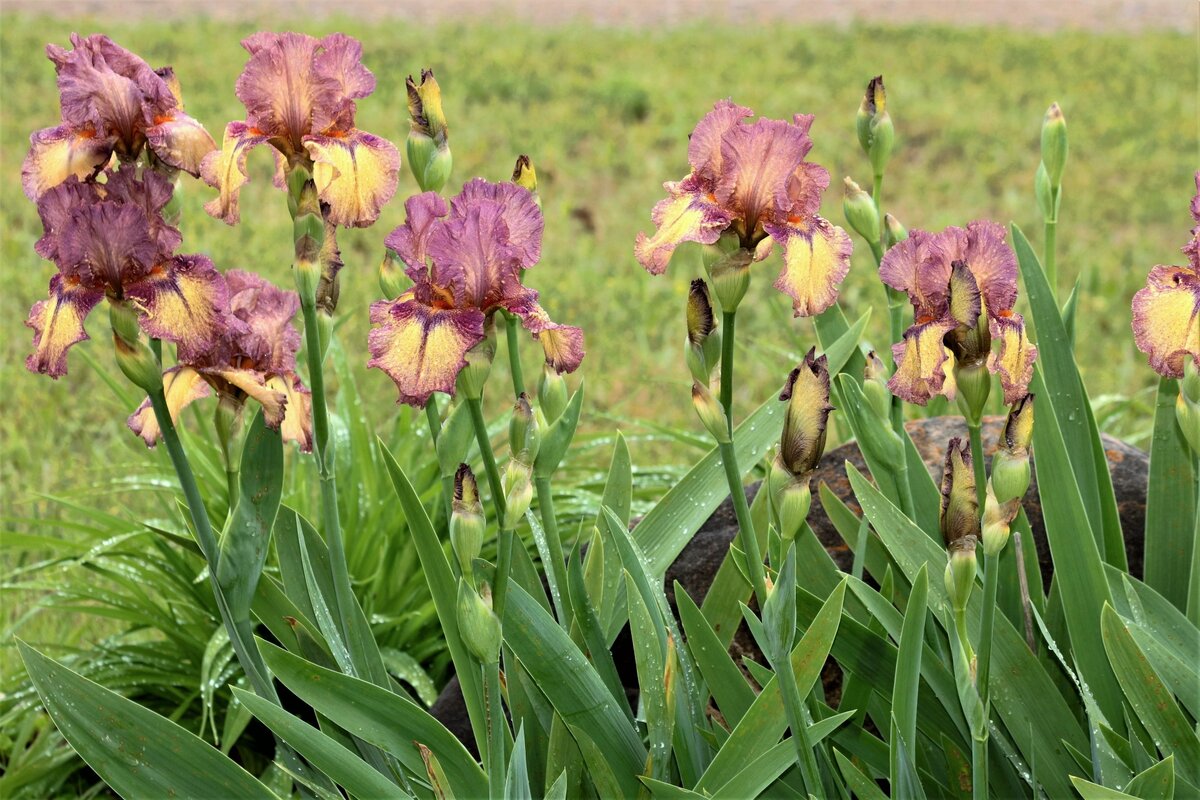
[385,192,450,280]
[454,178,544,267]
[766,215,852,317]
[127,254,229,362]
[145,110,216,176]
[21,125,112,200]
[367,295,486,407]
[715,117,813,229]
[269,374,313,452]
[304,129,400,228]
[1132,265,1200,378]
[126,366,210,446]
[513,300,585,374]
[888,317,958,405]
[988,314,1038,404]
[25,274,103,378]
[200,121,271,225]
[634,181,733,275]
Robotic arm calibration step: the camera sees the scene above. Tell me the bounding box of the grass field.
[1,15,1195,526]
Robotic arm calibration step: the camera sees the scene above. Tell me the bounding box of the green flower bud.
[991,394,1035,504]
[1035,161,1056,222]
[451,464,486,581]
[685,279,721,383]
[406,69,452,193]
[981,486,1011,558]
[940,437,980,555]
[1177,363,1200,458]
[705,246,753,313]
[538,363,569,423]
[691,381,730,444]
[455,327,496,400]
[109,302,162,394]
[774,474,812,544]
[512,154,539,207]
[779,349,833,477]
[843,177,880,245]
[501,459,533,530]
[856,76,894,177]
[955,363,992,427]
[884,213,908,249]
[509,393,541,462]
[379,249,408,300]
[457,580,501,664]
[1040,103,1068,190]
[863,350,892,423]
[944,545,978,615]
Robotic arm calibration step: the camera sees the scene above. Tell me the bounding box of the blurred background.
[1,0,1196,677]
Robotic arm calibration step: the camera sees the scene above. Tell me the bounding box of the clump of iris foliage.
[5,22,1200,800]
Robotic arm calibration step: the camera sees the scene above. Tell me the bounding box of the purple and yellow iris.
[22,34,216,201]
[634,100,851,317]
[25,166,228,379]
[201,32,399,228]
[128,270,313,450]
[1132,172,1200,379]
[880,221,1038,405]
[368,180,585,407]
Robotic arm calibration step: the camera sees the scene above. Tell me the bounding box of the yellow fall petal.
[304,130,400,228]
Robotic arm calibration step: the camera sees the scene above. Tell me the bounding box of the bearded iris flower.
[200,32,399,228]
[634,100,852,317]
[368,179,584,407]
[25,166,227,379]
[1132,172,1200,379]
[128,270,313,451]
[22,34,215,201]
[880,220,1038,406]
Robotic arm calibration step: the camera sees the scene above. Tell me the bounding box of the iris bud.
[863,350,892,423]
[884,213,909,249]
[109,302,162,394]
[685,279,721,383]
[538,363,569,423]
[778,349,833,478]
[406,69,452,194]
[501,459,533,530]
[456,328,496,400]
[509,393,541,462]
[944,545,978,615]
[451,464,486,582]
[691,381,730,444]
[1176,363,1200,457]
[457,580,501,664]
[1040,103,1068,190]
[704,245,753,313]
[856,75,894,177]
[769,462,812,544]
[981,486,1011,558]
[991,394,1034,504]
[843,177,880,245]
[512,154,539,207]
[940,437,980,558]
[1035,161,1055,221]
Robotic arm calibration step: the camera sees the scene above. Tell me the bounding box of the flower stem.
[505,314,526,398]
[1044,219,1058,300]
[775,648,823,795]
[719,310,737,428]
[484,659,507,799]
[493,526,515,620]
[967,422,987,513]
[467,397,506,524]
[718,440,768,609]
[535,475,571,625]
[972,732,988,800]
[424,398,454,521]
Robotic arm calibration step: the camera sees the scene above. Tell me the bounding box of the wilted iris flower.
[369,180,584,407]
[1132,172,1200,378]
[880,221,1038,405]
[129,270,312,450]
[25,166,227,378]
[635,100,851,317]
[22,34,215,200]
[201,32,399,228]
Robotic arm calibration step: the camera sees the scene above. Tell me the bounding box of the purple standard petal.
[34,177,102,263]
[686,99,752,184]
[453,179,545,267]
[426,198,523,311]
[311,32,375,132]
[225,269,302,374]
[235,32,326,152]
[103,165,183,256]
[58,200,159,289]
[716,116,814,233]
[385,192,450,281]
[879,229,949,314]
[928,222,1018,316]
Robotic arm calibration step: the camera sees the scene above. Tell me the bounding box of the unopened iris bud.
[1035,161,1055,221]
[457,580,501,664]
[884,213,908,249]
[451,464,486,581]
[944,545,978,615]
[843,177,880,245]
[705,245,753,313]
[981,486,1011,557]
[1178,363,1200,457]
[778,349,833,478]
[109,301,162,394]
[990,394,1034,504]
[501,459,533,530]
[940,437,980,554]
[856,75,894,177]
[691,381,730,444]
[538,363,569,423]
[406,69,452,194]
[1040,103,1068,190]
[456,328,496,400]
[512,154,539,206]
[509,393,541,462]
[379,249,407,299]
[685,279,721,383]
[863,350,892,423]
[769,467,812,543]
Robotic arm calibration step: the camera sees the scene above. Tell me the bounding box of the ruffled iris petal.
[22,125,112,200]
[311,33,375,132]
[385,192,450,280]
[200,121,271,225]
[127,254,228,362]
[269,374,313,452]
[367,295,486,407]
[235,32,325,150]
[634,181,733,275]
[127,366,210,446]
[514,301,585,374]
[879,230,949,313]
[25,274,103,378]
[304,129,400,228]
[145,110,216,176]
[888,318,958,405]
[426,199,523,309]
[988,314,1038,404]
[226,269,302,375]
[766,215,852,317]
[454,178,544,267]
[211,368,288,429]
[929,222,1018,315]
[715,117,813,230]
[686,99,752,182]
[1132,265,1200,378]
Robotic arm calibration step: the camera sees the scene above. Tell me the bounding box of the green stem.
[872,173,884,226]
[1044,218,1058,300]
[493,526,515,621]
[535,475,571,625]
[719,310,737,429]
[718,440,768,608]
[484,660,507,800]
[467,397,506,525]
[886,286,907,436]
[953,608,975,666]
[967,422,987,513]
[775,650,823,795]
[977,554,1000,699]
[972,734,988,800]
[505,314,526,398]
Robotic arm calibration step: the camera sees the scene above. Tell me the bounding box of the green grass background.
[1,14,1195,527]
